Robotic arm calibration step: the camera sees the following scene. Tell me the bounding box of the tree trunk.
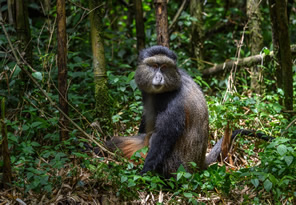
[13,0,32,108]
[134,0,145,51]
[57,0,69,141]
[89,0,111,131]
[126,0,134,38]
[1,98,12,189]
[15,0,32,64]
[268,0,281,93]
[269,0,293,111]
[7,0,15,25]
[247,0,263,93]
[190,0,204,70]
[154,0,169,47]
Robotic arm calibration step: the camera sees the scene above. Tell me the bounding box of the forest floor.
[0,138,273,204]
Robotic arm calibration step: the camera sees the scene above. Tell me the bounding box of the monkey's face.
[135,55,181,94]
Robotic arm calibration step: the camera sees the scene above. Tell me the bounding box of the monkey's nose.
[152,73,164,86]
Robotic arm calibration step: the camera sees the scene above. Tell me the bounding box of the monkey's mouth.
[151,85,164,93]
[153,85,162,89]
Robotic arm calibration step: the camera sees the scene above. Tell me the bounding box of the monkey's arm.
[140,102,185,175]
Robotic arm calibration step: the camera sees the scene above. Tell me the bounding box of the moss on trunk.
[89,0,112,131]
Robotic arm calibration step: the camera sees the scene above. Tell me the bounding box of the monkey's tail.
[204,129,273,168]
[106,134,148,158]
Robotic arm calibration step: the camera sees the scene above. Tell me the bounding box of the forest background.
[0,0,296,204]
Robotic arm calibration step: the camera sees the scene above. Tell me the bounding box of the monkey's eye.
[151,64,158,69]
[160,64,167,69]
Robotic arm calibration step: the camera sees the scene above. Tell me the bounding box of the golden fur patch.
[142,55,175,67]
[119,133,152,159]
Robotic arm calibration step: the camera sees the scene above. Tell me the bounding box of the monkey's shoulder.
[178,69,204,94]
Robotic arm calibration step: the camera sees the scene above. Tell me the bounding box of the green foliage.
[90,152,233,203]
[89,130,296,203]
[237,137,296,201]
[0,0,296,203]
[108,71,143,134]
[208,91,285,132]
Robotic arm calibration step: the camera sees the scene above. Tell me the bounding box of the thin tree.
[7,0,14,25]
[15,0,32,64]
[269,0,293,111]
[247,0,263,93]
[42,0,51,16]
[57,0,69,140]
[154,0,169,47]
[134,0,145,51]
[89,0,111,131]
[126,0,134,38]
[190,0,204,70]
[1,98,12,189]
[8,0,33,104]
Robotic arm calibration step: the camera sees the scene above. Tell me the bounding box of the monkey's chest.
[144,108,156,133]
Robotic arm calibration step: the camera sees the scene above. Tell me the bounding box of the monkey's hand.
[140,164,153,175]
[140,165,156,176]
[139,169,147,176]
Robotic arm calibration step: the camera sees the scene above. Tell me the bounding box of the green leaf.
[32,72,43,81]
[204,171,210,177]
[170,33,177,41]
[263,179,272,192]
[31,121,43,128]
[22,124,30,131]
[119,86,126,92]
[184,172,192,179]
[27,172,34,180]
[183,192,193,198]
[12,65,21,77]
[251,178,259,188]
[127,179,136,187]
[121,176,128,183]
[167,181,175,189]
[177,164,186,172]
[284,156,293,166]
[189,162,197,168]
[176,172,183,181]
[277,145,287,156]
[133,175,141,181]
[44,184,52,193]
[130,79,137,91]
[31,142,41,147]
[263,48,270,55]
[73,152,88,158]
[127,72,135,81]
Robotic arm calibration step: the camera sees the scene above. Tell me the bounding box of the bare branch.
[168,0,188,35]
[202,45,296,77]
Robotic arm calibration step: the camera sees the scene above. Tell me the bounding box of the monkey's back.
[166,70,209,173]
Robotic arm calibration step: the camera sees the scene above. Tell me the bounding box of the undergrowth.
[2,87,296,204]
[1,1,296,204]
